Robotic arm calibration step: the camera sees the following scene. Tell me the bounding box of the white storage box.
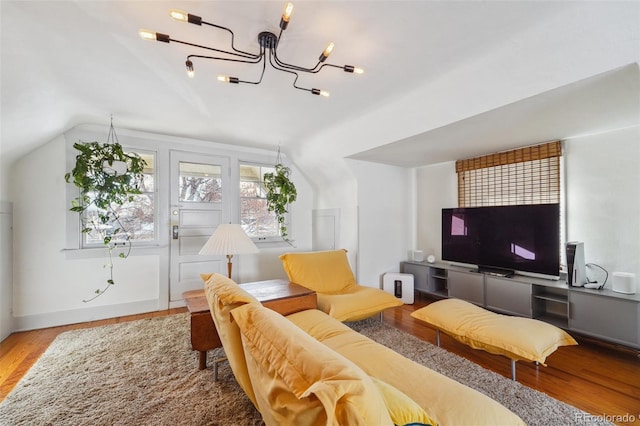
[383,273,414,304]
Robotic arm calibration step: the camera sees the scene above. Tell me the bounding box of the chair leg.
[511,359,517,381]
[436,329,441,347]
[213,356,228,381]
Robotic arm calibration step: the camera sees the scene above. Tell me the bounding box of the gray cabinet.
[485,276,532,317]
[448,270,484,305]
[532,285,569,328]
[401,262,429,293]
[399,260,640,349]
[400,261,448,297]
[570,290,640,348]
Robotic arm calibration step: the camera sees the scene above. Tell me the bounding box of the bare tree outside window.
[179,162,222,203]
[240,164,278,239]
[84,152,156,246]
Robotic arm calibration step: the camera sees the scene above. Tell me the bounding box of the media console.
[400,260,640,350]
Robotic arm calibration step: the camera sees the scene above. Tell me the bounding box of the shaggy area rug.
[0,313,611,425]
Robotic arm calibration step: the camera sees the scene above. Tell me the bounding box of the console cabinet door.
[448,270,484,305]
[485,276,532,317]
[569,291,639,348]
[401,262,429,293]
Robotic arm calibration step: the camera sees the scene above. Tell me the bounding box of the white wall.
[416,126,640,285]
[10,127,313,331]
[0,201,12,340]
[564,126,640,281]
[347,159,413,288]
[415,162,458,262]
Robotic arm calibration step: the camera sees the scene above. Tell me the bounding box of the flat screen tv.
[442,204,560,279]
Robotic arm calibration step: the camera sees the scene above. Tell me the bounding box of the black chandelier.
[139,2,364,97]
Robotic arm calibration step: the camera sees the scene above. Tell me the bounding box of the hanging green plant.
[65,128,146,301]
[263,161,297,245]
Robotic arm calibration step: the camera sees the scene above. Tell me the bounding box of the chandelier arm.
[187,53,264,65]
[272,51,322,73]
[318,63,342,71]
[267,49,312,93]
[318,63,364,75]
[272,27,323,73]
[201,21,261,59]
[237,54,267,85]
[171,37,256,60]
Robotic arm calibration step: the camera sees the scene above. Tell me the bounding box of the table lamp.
[199,224,259,279]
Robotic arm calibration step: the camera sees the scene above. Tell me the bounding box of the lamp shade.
[199,224,258,256]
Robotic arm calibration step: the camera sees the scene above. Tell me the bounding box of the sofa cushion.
[231,303,393,426]
[201,273,259,407]
[286,308,525,426]
[318,287,404,322]
[371,377,437,426]
[279,249,358,294]
[411,298,578,364]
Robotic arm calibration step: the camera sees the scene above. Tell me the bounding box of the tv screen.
[442,204,560,278]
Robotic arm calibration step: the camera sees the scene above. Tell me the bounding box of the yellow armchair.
[279,249,403,321]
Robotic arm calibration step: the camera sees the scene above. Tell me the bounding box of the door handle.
[172,225,179,239]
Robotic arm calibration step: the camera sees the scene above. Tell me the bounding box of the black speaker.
[566,241,586,287]
[394,280,402,298]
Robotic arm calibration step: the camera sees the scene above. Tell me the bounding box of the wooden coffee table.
[183,279,317,370]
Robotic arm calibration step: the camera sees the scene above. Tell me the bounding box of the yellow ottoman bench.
[411,298,578,380]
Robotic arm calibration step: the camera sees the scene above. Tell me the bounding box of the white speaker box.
[412,250,424,262]
[383,273,414,304]
[612,272,636,294]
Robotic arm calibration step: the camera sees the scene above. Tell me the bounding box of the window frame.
[64,125,295,258]
[79,148,158,250]
[64,126,168,259]
[239,161,289,245]
[455,141,566,269]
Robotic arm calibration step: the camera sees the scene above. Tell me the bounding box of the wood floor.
[1,295,639,425]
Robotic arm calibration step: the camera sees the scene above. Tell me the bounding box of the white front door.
[169,151,229,304]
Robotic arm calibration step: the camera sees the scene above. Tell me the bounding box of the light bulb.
[138,29,170,43]
[186,60,194,78]
[322,42,334,58]
[280,2,294,30]
[218,75,239,84]
[169,9,188,23]
[138,29,157,41]
[282,3,294,22]
[311,88,330,97]
[344,65,364,74]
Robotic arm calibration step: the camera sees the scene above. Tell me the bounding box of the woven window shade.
[456,141,562,207]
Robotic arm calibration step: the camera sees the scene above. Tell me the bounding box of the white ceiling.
[350,63,640,167]
[1,1,639,170]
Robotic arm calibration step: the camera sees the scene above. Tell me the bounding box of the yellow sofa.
[279,249,403,321]
[202,273,525,426]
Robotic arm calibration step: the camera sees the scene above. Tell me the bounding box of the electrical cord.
[585,263,608,290]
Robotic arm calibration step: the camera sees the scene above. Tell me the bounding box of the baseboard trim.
[12,299,160,332]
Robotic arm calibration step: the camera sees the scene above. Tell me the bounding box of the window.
[83,151,156,247]
[239,163,279,240]
[455,140,566,266]
[456,141,562,207]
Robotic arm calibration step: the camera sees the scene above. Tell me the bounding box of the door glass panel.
[179,162,222,203]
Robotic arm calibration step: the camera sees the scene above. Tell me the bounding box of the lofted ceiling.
[1,1,638,171]
[350,63,640,167]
